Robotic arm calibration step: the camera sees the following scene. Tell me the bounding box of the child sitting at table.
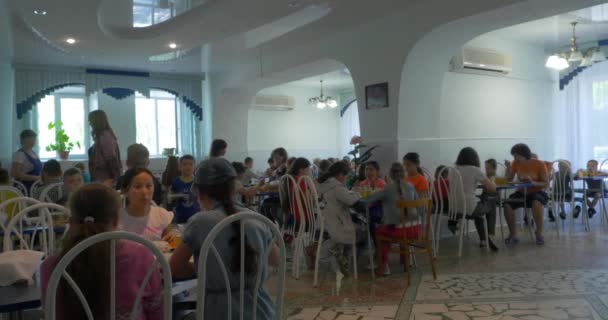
[280,158,312,226]
[552,161,577,220]
[74,162,91,184]
[575,159,607,218]
[170,155,200,224]
[363,163,417,276]
[41,183,163,320]
[33,159,63,201]
[359,161,385,190]
[403,153,429,197]
[232,162,264,204]
[120,167,177,242]
[318,161,361,278]
[56,168,84,206]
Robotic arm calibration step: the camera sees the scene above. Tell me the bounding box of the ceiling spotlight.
[33,10,47,15]
[66,38,76,44]
[169,43,177,49]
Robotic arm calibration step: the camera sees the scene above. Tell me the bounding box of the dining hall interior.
[2,0,608,319]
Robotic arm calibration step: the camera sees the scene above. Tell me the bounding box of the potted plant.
[345,135,379,189]
[45,121,81,160]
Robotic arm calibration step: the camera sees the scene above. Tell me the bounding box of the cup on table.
[495,177,507,186]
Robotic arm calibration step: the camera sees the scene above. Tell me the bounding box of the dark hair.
[244,157,253,164]
[318,161,350,183]
[74,162,85,171]
[232,162,246,175]
[485,159,497,170]
[588,159,599,166]
[455,147,481,167]
[58,184,121,320]
[0,168,9,184]
[435,165,447,179]
[365,161,380,172]
[210,139,228,157]
[288,158,311,176]
[120,167,155,192]
[319,159,331,173]
[271,148,288,163]
[357,163,366,181]
[161,156,180,186]
[180,154,195,163]
[194,178,257,275]
[510,143,532,160]
[63,168,81,179]
[43,160,62,176]
[19,129,37,141]
[126,144,150,167]
[267,157,273,165]
[403,152,423,174]
[88,110,116,141]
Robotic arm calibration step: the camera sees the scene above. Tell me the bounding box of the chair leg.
[313,238,323,287]
[352,241,358,280]
[376,239,384,276]
[482,217,489,252]
[427,241,437,280]
[434,216,444,256]
[458,217,465,258]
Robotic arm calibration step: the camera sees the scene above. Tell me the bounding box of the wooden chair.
[376,198,437,285]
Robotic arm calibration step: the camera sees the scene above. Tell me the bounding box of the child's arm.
[335,186,361,206]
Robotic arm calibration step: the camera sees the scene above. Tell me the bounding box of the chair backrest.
[39,183,65,203]
[396,198,433,243]
[30,180,44,197]
[279,174,320,237]
[11,180,29,197]
[3,203,68,254]
[196,212,286,320]
[550,160,574,203]
[44,231,173,320]
[430,167,449,216]
[420,167,434,198]
[0,186,26,221]
[600,159,608,172]
[439,166,467,220]
[0,196,40,230]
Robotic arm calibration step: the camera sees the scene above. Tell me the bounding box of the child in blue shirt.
[171,155,200,223]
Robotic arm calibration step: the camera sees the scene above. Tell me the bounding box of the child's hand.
[162,230,178,243]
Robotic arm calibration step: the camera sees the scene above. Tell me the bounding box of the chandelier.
[546,21,606,70]
[309,80,337,109]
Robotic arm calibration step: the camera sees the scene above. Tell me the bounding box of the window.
[35,86,88,159]
[133,0,174,27]
[135,90,177,156]
[592,80,608,110]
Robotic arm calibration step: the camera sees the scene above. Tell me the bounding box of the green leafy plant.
[45,121,81,153]
[347,136,379,166]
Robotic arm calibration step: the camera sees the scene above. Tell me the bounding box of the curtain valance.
[15,66,204,121]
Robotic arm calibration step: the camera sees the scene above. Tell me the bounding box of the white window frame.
[34,91,90,160]
[132,1,175,27]
[135,93,179,158]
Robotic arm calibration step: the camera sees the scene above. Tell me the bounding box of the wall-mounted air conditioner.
[450,47,512,75]
[252,95,295,111]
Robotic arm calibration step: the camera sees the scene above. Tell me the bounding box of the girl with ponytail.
[40,183,163,320]
[403,152,429,196]
[170,158,280,319]
[362,163,417,276]
[317,161,361,278]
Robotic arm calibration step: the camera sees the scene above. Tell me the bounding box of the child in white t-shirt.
[119,167,176,242]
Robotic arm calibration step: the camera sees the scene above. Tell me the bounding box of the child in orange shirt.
[402,153,429,197]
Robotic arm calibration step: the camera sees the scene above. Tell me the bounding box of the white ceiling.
[488,3,608,50]
[285,69,353,91]
[0,0,427,75]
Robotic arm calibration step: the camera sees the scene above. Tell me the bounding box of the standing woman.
[11,129,42,193]
[88,110,122,186]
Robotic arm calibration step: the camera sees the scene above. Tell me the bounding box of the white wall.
[435,35,555,167]
[246,85,342,171]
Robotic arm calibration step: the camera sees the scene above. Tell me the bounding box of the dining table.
[493,181,536,243]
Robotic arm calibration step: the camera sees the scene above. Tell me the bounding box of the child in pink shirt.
[359,161,386,190]
[41,184,163,320]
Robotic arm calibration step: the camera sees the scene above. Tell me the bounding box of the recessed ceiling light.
[66,38,76,44]
[34,10,47,15]
[479,64,486,67]
[169,43,177,49]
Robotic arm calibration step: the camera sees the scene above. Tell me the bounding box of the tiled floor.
[284,220,608,319]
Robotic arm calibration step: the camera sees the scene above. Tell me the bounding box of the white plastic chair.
[549,160,573,236]
[434,166,476,258]
[196,212,286,320]
[0,197,40,232]
[44,231,173,320]
[3,203,68,255]
[0,186,25,223]
[279,175,324,281]
[30,180,44,198]
[11,180,29,197]
[38,183,65,203]
[420,167,434,199]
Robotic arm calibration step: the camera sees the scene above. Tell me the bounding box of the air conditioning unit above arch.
[252,95,295,111]
[450,47,512,75]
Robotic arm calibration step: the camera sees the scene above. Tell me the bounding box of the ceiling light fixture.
[568,22,583,62]
[33,10,47,15]
[309,80,337,109]
[169,43,177,49]
[65,38,76,44]
[545,54,570,70]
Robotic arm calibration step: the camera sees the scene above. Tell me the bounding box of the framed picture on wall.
[365,82,389,109]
